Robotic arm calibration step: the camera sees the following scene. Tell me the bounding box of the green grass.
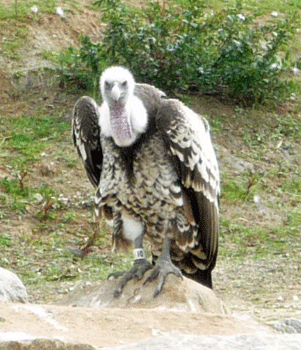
[219,219,301,260]
[0,0,300,304]
[0,114,70,168]
[0,1,58,20]
[1,26,28,60]
[192,0,301,12]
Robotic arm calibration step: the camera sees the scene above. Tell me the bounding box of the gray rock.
[0,338,95,350]
[274,319,301,334]
[0,268,28,303]
[60,275,229,314]
[101,333,301,350]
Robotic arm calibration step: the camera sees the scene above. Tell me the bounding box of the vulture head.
[99,66,147,148]
[100,66,135,105]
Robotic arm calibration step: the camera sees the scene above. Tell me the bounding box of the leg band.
[134,248,146,260]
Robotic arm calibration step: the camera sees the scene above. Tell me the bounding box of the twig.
[15,0,18,18]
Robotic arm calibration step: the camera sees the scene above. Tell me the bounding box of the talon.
[144,260,183,298]
[107,272,124,280]
[111,258,152,298]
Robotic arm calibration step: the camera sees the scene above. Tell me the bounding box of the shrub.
[58,0,299,105]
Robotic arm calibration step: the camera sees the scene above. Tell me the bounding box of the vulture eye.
[121,81,127,88]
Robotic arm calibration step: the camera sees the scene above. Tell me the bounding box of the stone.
[60,275,229,314]
[100,333,301,350]
[0,268,28,303]
[274,319,301,334]
[0,338,95,350]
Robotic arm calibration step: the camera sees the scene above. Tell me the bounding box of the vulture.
[72,66,220,297]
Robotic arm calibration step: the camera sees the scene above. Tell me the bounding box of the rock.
[223,154,254,174]
[274,319,301,334]
[0,338,95,350]
[100,333,301,350]
[60,275,229,314]
[1,333,301,350]
[0,268,28,303]
[0,302,270,348]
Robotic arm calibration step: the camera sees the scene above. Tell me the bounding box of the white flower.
[237,14,246,21]
[56,7,65,18]
[31,6,39,14]
[271,11,279,17]
[292,67,300,75]
[254,195,260,204]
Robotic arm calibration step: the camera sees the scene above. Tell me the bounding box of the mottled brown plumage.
[72,66,220,296]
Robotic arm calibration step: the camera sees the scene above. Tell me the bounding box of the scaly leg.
[112,232,152,298]
[144,237,183,297]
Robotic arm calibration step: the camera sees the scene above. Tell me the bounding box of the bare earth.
[0,277,271,348]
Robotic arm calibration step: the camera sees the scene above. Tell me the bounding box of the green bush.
[58,0,298,105]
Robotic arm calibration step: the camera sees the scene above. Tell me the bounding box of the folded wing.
[72,96,103,188]
[156,99,220,282]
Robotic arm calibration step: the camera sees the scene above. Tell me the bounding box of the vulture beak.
[111,84,121,101]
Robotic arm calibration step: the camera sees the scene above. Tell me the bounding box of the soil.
[0,2,301,347]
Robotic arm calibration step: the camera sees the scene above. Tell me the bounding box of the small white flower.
[237,14,246,21]
[290,93,296,101]
[271,11,279,17]
[31,6,39,15]
[292,67,300,75]
[56,7,65,18]
[254,195,261,204]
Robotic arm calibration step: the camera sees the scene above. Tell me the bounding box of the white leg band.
[134,248,146,260]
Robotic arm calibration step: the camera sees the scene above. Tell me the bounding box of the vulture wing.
[156,98,220,284]
[72,96,102,188]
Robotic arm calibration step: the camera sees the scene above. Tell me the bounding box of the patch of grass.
[221,179,249,202]
[219,220,300,260]
[1,26,28,60]
[0,233,13,247]
[196,0,301,12]
[0,114,69,168]
[0,177,58,215]
[0,0,59,20]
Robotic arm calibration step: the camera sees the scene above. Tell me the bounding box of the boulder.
[0,338,95,350]
[0,267,28,303]
[100,333,301,350]
[60,275,229,314]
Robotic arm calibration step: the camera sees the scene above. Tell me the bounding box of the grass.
[0,114,70,168]
[185,0,301,12]
[0,1,58,20]
[0,0,300,305]
[1,99,300,296]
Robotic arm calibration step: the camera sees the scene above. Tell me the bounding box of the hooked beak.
[111,84,121,101]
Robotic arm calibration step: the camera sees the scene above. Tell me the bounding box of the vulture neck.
[109,102,133,148]
[105,95,149,148]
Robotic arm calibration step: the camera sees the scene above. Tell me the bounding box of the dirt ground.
[0,277,272,348]
[0,303,269,348]
[0,2,301,346]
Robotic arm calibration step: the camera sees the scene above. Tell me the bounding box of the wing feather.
[156,99,220,271]
[72,96,102,188]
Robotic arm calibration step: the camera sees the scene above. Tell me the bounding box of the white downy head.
[99,66,147,147]
[100,66,135,106]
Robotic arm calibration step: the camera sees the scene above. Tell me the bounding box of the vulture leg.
[112,233,152,298]
[144,237,183,298]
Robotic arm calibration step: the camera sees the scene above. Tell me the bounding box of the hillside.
[0,0,301,334]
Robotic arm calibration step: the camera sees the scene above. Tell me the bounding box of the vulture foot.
[112,258,152,298]
[144,259,183,298]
